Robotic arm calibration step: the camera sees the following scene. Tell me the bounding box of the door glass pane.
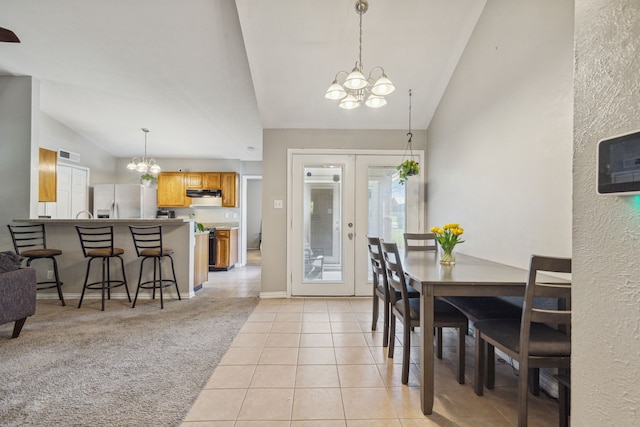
[303,165,342,282]
[367,166,406,279]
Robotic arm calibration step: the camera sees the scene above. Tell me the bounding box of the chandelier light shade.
[126,128,161,174]
[325,0,395,109]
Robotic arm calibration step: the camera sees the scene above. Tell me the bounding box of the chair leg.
[382,295,390,347]
[78,257,95,308]
[158,257,164,309]
[102,257,108,311]
[169,255,181,300]
[12,318,27,338]
[485,343,495,389]
[436,327,443,359]
[388,312,396,358]
[371,278,379,331]
[529,368,540,396]
[51,256,65,306]
[518,360,530,427]
[132,257,146,308]
[457,325,466,384]
[474,330,484,396]
[402,322,411,384]
[118,255,131,302]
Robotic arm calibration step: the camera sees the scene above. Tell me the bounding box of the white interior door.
[290,152,424,297]
[291,154,355,296]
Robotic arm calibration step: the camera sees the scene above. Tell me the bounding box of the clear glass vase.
[439,246,456,265]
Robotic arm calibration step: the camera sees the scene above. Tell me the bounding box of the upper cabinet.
[157,172,186,207]
[39,148,57,202]
[202,172,221,190]
[221,172,238,207]
[184,173,203,189]
[157,171,238,208]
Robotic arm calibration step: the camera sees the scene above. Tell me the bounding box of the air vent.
[58,149,80,163]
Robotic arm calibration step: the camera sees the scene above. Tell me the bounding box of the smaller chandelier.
[325,0,395,110]
[126,128,161,174]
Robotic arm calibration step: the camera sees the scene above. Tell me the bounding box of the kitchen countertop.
[201,222,239,230]
[14,218,193,224]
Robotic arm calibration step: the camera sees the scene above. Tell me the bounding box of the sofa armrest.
[0,268,37,325]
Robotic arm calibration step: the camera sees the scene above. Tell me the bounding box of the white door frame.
[287,149,425,297]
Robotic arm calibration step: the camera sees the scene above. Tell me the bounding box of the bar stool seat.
[76,225,131,311]
[129,225,181,309]
[7,223,65,306]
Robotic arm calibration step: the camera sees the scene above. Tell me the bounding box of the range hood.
[187,189,222,207]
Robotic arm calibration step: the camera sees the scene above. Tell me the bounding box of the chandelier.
[126,128,161,174]
[325,0,395,110]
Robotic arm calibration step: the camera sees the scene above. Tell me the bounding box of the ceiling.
[0,0,485,162]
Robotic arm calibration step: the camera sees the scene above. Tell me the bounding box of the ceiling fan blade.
[0,27,21,43]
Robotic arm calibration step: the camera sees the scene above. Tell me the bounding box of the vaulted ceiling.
[0,0,485,161]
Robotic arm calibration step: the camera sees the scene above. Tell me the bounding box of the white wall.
[39,113,117,185]
[0,76,33,251]
[426,0,574,269]
[574,1,640,424]
[246,179,262,249]
[261,129,427,294]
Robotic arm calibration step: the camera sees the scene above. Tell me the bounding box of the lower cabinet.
[194,232,209,287]
[214,229,238,270]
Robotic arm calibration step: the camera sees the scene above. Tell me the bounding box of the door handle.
[348,232,354,240]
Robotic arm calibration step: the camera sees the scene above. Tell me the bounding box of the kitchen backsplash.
[172,206,240,223]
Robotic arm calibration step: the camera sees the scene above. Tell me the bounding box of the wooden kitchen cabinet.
[221,172,238,207]
[157,172,186,207]
[184,173,203,189]
[39,148,57,202]
[202,172,221,189]
[194,232,209,288]
[214,228,238,270]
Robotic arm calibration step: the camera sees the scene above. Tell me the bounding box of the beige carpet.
[0,295,258,427]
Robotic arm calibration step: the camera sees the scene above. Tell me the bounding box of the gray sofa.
[0,252,36,338]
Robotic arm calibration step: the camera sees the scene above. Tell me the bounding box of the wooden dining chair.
[403,232,437,256]
[474,255,571,427]
[380,241,468,385]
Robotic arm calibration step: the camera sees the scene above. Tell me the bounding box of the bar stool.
[76,225,131,311]
[7,223,65,306]
[129,225,181,309]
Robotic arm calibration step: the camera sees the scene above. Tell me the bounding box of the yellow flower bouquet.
[430,223,465,265]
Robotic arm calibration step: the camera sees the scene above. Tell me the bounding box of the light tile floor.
[182,254,561,427]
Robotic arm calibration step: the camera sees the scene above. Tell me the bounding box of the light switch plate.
[274,199,283,209]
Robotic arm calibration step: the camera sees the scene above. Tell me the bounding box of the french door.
[290,152,423,296]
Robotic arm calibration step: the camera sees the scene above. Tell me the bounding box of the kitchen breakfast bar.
[12,218,203,303]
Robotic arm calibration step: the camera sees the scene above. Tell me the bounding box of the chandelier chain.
[358,9,363,70]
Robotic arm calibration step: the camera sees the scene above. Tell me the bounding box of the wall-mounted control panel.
[598,130,640,195]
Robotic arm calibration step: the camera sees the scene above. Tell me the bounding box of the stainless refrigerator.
[93,184,157,219]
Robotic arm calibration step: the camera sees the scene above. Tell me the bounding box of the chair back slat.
[520,255,572,354]
[380,241,412,306]
[76,226,116,257]
[531,308,571,325]
[366,236,385,276]
[129,225,164,256]
[7,224,47,253]
[403,232,437,256]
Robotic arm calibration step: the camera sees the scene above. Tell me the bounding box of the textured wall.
[574,1,640,424]
[426,0,574,269]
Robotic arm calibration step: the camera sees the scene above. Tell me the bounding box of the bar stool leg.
[169,255,181,300]
[156,257,164,309]
[117,255,131,302]
[78,258,95,308]
[51,257,65,306]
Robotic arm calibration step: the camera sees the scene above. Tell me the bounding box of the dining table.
[402,251,533,415]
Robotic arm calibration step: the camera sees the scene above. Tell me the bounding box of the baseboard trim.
[259,291,288,299]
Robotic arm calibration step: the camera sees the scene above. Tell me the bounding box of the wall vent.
[58,149,80,163]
